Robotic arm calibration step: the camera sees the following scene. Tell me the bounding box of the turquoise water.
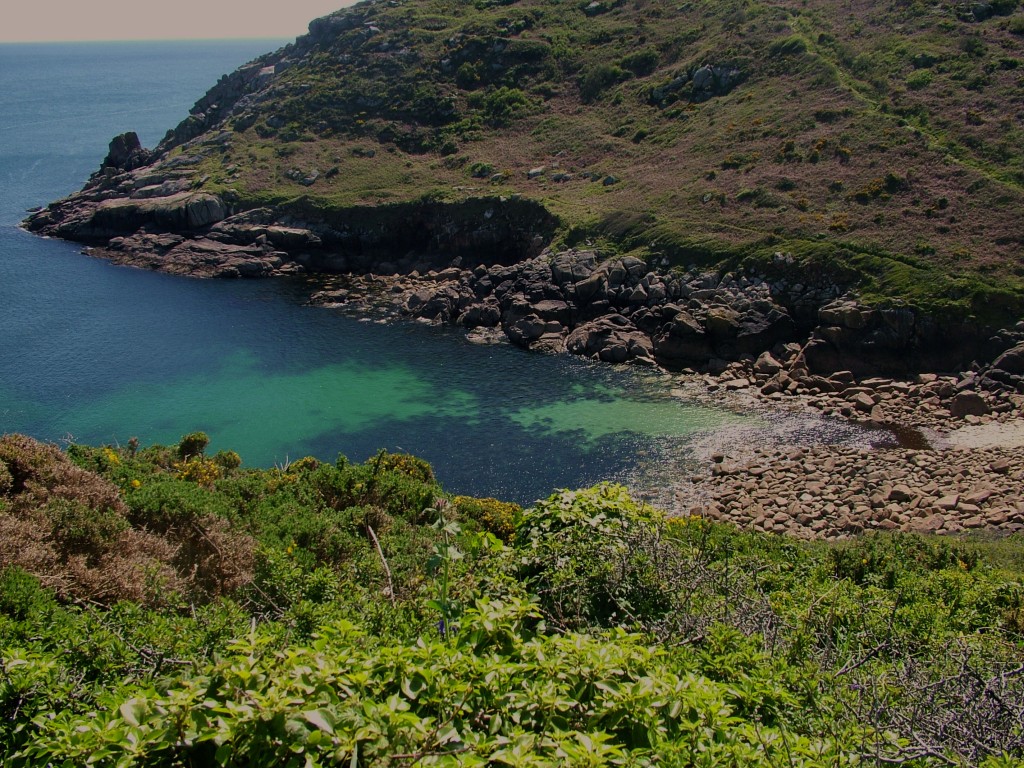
[0,40,750,503]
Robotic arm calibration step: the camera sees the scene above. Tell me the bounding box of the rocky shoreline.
[308,249,1024,381]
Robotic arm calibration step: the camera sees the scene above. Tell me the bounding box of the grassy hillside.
[156,0,1024,316]
[2,433,1024,765]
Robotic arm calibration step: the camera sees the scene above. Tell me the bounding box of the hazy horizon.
[1,0,357,43]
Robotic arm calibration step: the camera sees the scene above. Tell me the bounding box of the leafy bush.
[514,484,674,629]
[831,532,980,587]
[470,86,530,127]
[906,68,933,90]
[4,437,1024,765]
[126,478,233,532]
[6,598,854,768]
[43,498,127,555]
[212,450,242,470]
[0,567,51,622]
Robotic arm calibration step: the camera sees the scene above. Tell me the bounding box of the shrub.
[619,47,660,76]
[43,498,127,555]
[960,36,985,57]
[0,435,125,518]
[471,86,530,127]
[370,451,435,484]
[831,533,980,589]
[177,431,209,460]
[0,567,51,621]
[514,484,674,629]
[126,478,233,532]
[174,456,222,486]
[468,161,494,178]
[906,69,933,90]
[579,63,627,102]
[452,495,520,542]
[212,450,242,471]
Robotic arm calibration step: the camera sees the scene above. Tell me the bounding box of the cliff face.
[23,0,1024,369]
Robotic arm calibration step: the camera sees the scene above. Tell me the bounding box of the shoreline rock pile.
[310,251,822,371]
[310,249,1024,383]
[681,355,1024,435]
[685,443,1024,540]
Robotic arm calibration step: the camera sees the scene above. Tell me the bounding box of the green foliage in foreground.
[1,436,1023,766]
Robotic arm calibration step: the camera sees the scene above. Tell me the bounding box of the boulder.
[991,342,1024,376]
[733,308,795,354]
[550,251,597,285]
[532,299,572,325]
[753,351,783,374]
[506,314,549,345]
[653,310,713,366]
[459,299,501,328]
[705,306,740,338]
[565,315,653,364]
[949,392,990,418]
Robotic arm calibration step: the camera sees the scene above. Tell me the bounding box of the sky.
[1,0,357,43]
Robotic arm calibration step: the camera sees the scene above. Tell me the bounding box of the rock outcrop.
[309,250,1024,378]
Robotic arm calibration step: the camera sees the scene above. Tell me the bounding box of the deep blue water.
[0,40,759,504]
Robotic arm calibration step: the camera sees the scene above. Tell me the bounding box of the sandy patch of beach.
[937,419,1024,450]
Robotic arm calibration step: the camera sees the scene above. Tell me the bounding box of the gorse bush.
[451,495,520,542]
[2,435,1023,766]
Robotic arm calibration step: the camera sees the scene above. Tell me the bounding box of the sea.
[0,40,870,505]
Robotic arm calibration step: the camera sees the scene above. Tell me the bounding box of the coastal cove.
[0,40,880,505]
[5,8,1024,767]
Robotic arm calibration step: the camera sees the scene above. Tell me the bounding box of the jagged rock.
[850,392,876,412]
[550,251,597,285]
[818,299,872,330]
[506,314,550,345]
[705,306,740,338]
[84,192,227,237]
[565,315,653,364]
[101,132,152,172]
[652,310,713,366]
[460,299,501,328]
[532,299,572,325]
